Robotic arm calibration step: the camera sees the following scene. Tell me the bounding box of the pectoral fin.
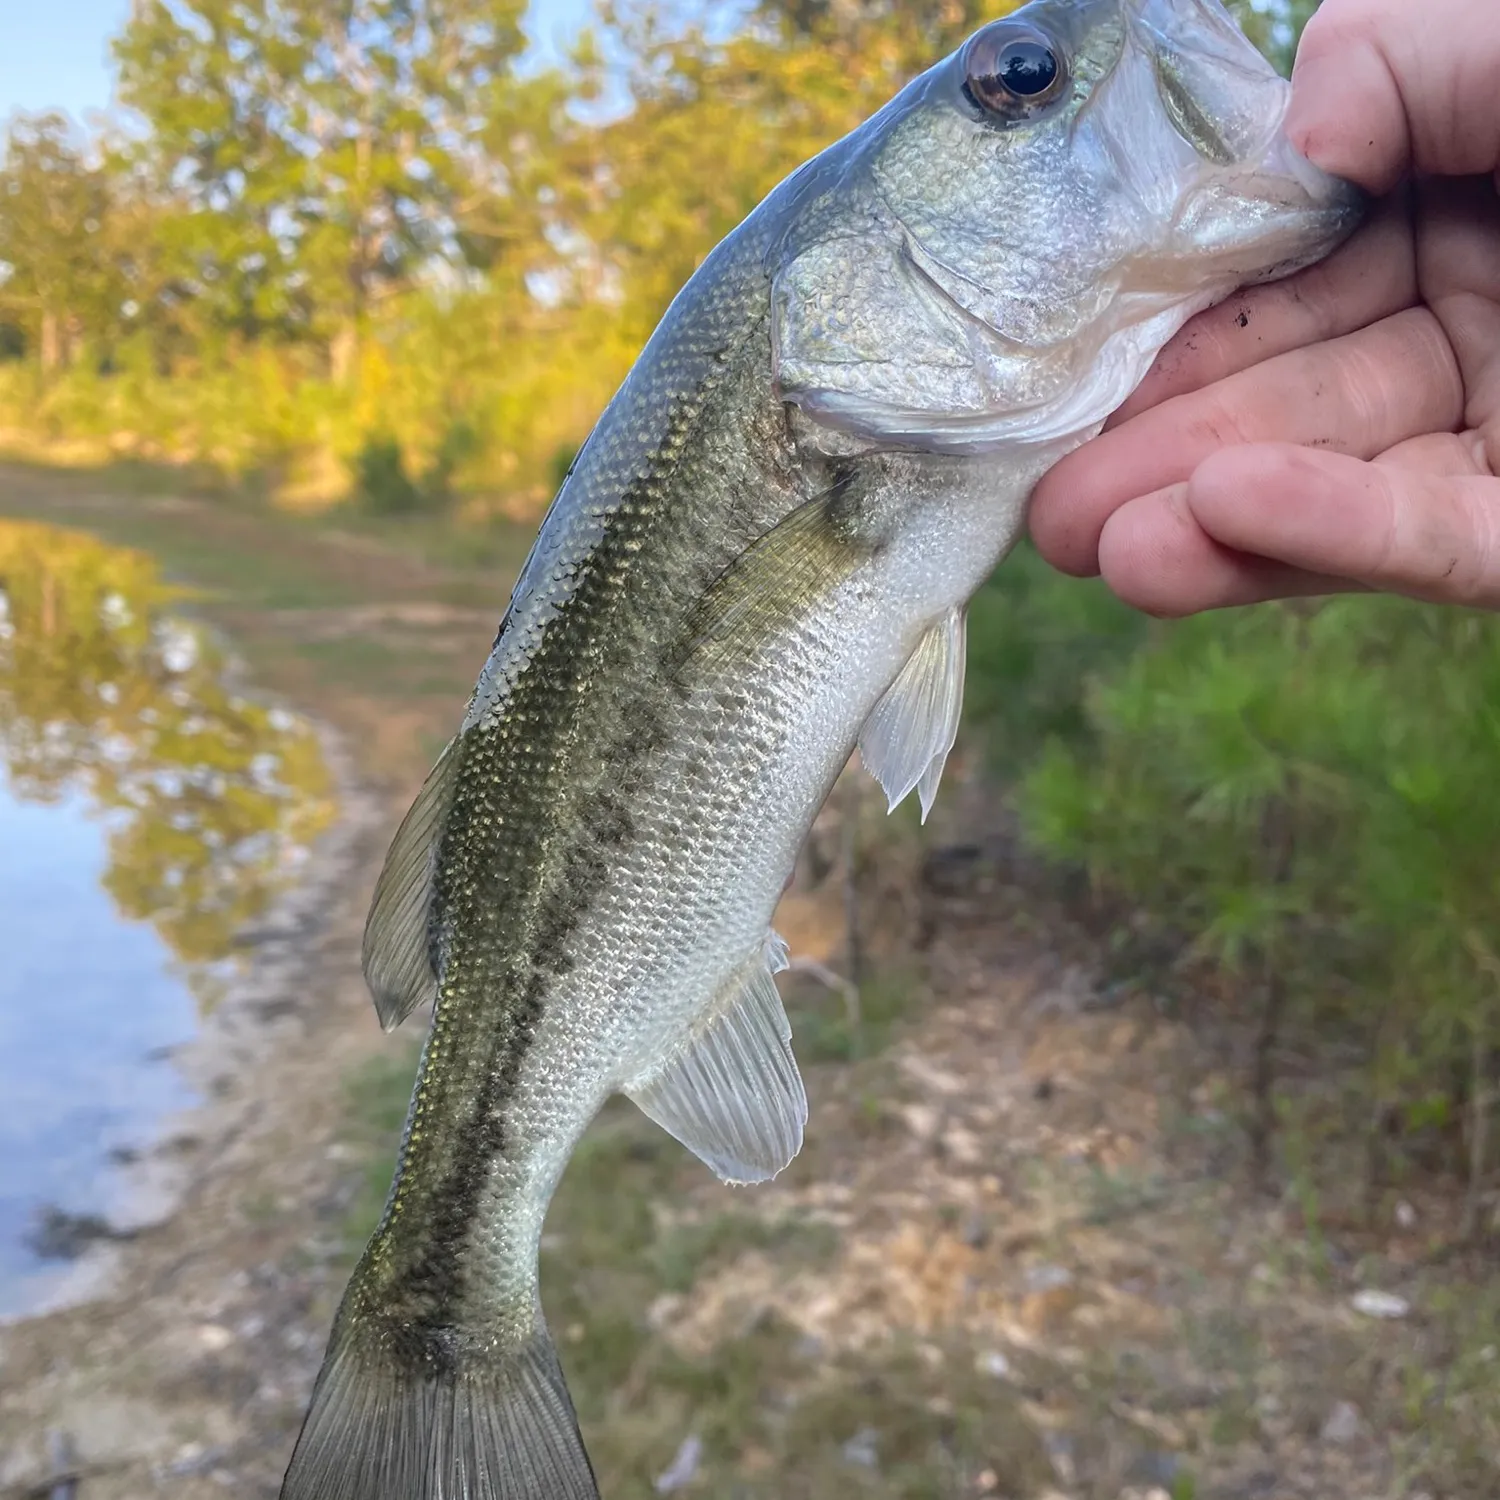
[679,487,873,677]
[623,934,806,1185]
[858,607,966,823]
[361,737,461,1031]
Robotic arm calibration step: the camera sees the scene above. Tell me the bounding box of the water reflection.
[0,520,335,972]
[0,520,335,1315]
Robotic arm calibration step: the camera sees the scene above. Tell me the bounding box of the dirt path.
[0,471,1493,1500]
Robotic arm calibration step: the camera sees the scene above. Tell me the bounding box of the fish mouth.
[1094,0,1365,274]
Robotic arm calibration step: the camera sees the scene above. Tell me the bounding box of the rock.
[1125,1452,1180,1486]
[1351,1289,1409,1319]
[648,1293,684,1331]
[841,1427,879,1468]
[1394,1199,1417,1229]
[900,1103,941,1142]
[976,1349,1013,1379]
[1320,1400,1361,1445]
[167,1443,228,1477]
[23,1207,121,1260]
[197,1323,234,1352]
[941,1125,982,1164]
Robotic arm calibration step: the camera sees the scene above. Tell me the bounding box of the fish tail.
[279,1321,598,1500]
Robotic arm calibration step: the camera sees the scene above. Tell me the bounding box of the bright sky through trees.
[0,0,594,123]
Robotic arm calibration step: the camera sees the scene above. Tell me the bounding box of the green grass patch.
[338,1039,423,1253]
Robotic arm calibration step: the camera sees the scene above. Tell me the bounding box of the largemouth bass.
[283,2,1358,1495]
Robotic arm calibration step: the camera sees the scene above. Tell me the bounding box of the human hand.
[1028,0,1500,615]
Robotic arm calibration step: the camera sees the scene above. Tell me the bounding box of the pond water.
[0,520,334,1319]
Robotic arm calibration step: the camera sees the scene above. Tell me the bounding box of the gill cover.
[770,0,1356,454]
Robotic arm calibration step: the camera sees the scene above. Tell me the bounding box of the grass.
[338,1039,423,1253]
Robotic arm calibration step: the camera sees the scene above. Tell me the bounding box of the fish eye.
[962,23,1068,119]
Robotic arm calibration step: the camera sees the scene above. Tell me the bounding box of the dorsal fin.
[361,737,461,1031]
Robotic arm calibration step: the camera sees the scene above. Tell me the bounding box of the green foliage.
[1226,0,1320,74]
[1017,597,1500,1188]
[112,0,530,358]
[353,435,424,516]
[0,0,1038,509]
[0,0,1323,504]
[964,540,1150,772]
[0,114,126,371]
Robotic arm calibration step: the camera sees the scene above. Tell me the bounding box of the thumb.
[1285,0,1500,192]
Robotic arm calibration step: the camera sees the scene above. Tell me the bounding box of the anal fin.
[858,606,966,824]
[623,934,806,1185]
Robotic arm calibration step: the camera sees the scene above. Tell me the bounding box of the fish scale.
[280,2,1359,1496]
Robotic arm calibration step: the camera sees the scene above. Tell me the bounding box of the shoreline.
[2,721,384,1328]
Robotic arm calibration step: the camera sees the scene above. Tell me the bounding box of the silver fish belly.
[281,2,1360,1497]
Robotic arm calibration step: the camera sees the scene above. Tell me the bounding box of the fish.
[281,2,1359,1496]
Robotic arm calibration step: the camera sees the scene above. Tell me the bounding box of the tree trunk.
[330,321,358,387]
[39,308,60,374]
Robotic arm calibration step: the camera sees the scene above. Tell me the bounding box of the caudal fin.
[280,1326,599,1500]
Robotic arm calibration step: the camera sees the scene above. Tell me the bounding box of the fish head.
[771,0,1363,453]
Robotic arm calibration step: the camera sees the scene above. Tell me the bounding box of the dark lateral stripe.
[363,332,754,1335]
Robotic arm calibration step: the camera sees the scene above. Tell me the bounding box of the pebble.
[976,1349,1013,1379]
[1024,1263,1074,1294]
[1351,1289,1410,1319]
[1320,1400,1361,1444]
[841,1427,879,1468]
[654,1434,702,1494]
[196,1324,233,1352]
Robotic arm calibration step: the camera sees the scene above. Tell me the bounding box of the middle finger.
[1030,306,1463,576]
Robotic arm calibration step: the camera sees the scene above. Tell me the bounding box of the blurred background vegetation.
[5,0,1494,1235]
[0,0,1314,511]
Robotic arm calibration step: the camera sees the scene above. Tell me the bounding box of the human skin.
[1028,0,1500,615]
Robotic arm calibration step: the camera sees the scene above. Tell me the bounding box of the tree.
[0,114,118,371]
[1227,0,1322,73]
[113,0,532,378]
[560,0,1020,347]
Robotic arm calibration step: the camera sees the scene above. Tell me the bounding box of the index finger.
[1108,198,1415,425]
